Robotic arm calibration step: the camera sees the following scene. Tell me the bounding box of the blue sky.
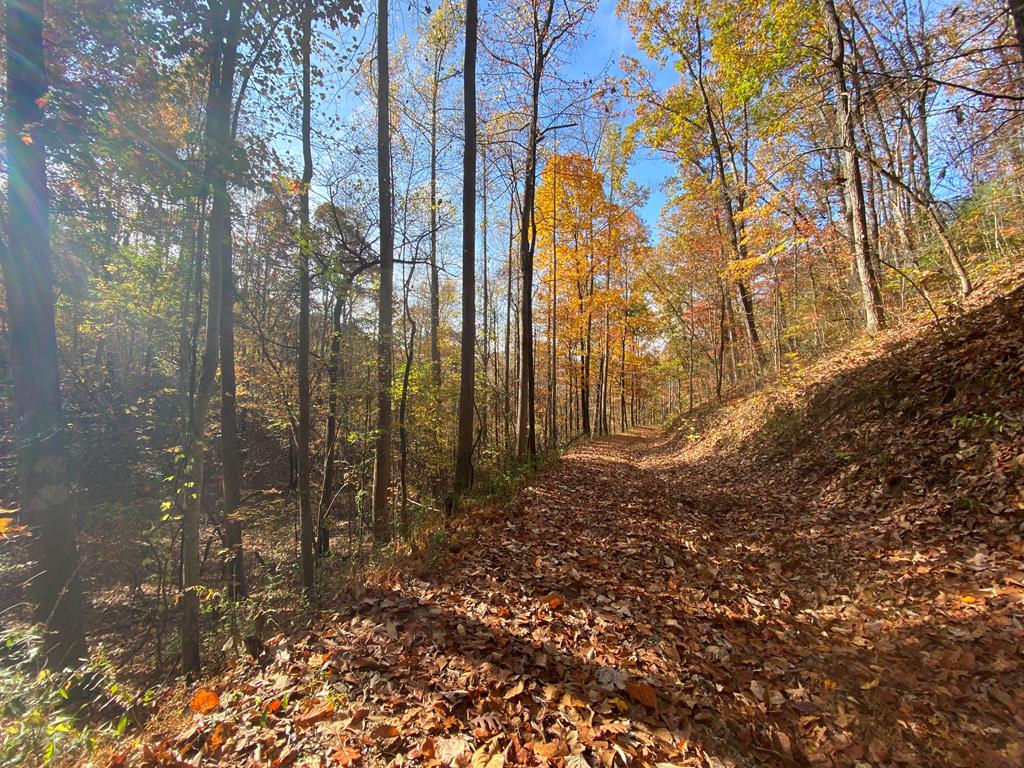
[573,0,674,232]
[289,0,677,238]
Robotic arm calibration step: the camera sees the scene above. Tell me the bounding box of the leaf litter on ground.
[123,274,1024,767]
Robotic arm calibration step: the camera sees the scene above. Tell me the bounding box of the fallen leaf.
[206,722,232,754]
[295,698,335,728]
[532,740,565,760]
[626,681,658,710]
[189,688,220,714]
[347,707,370,728]
[261,698,282,717]
[437,735,472,766]
[331,745,362,766]
[370,723,400,740]
[272,746,298,767]
[472,745,506,768]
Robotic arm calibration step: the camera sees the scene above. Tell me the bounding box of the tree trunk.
[454,0,477,491]
[619,300,628,431]
[399,277,415,537]
[716,282,727,400]
[580,272,593,437]
[820,0,885,332]
[504,192,514,451]
[297,0,315,599]
[373,0,394,543]
[481,144,492,448]
[181,0,241,677]
[219,215,246,599]
[687,284,695,412]
[599,254,611,435]
[549,160,558,447]
[516,72,540,458]
[2,0,86,668]
[428,76,442,386]
[693,64,765,366]
[318,292,343,550]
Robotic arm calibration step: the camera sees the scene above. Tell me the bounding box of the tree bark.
[481,144,492,447]
[318,292,343,548]
[2,0,86,668]
[516,76,541,458]
[297,0,315,598]
[181,0,241,677]
[504,190,514,450]
[619,288,628,431]
[219,215,246,599]
[820,0,885,332]
[690,21,766,368]
[549,160,559,447]
[399,274,415,537]
[428,74,442,386]
[372,0,394,542]
[454,0,478,492]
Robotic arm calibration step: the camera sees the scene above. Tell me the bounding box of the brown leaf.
[413,736,437,760]
[626,681,658,710]
[472,746,506,768]
[471,713,502,737]
[272,746,298,767]
[437,735,473,766]
[295,697,335,728]
[347,707,370,728]
[867,738,890,763]
[331,744,363,766]
[532,740,567,760]
[370,723,400,741]
[790,700,818,714]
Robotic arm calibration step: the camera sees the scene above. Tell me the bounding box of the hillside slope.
[647,267,1024,763]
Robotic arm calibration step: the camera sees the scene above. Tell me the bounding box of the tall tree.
[421,2,458,386]
[372,0,394,542]
[513,0,549,459]
[492,0,594,457]
[220,220,246,599]
[181,0,242,677]
[455,0,478,490]
[297,0,315,597]
[2,0,86,667]
[820,0,885,332]
[621,2,768,368]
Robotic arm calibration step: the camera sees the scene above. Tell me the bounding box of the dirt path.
[146,429,1022,768]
